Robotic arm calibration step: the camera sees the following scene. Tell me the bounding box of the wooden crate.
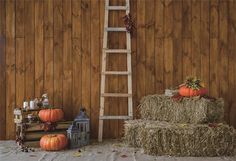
[16,121,72,147]
[14,108,41,124]
[14,108,72,148]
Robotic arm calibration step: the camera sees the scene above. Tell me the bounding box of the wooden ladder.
[98,0,133,142]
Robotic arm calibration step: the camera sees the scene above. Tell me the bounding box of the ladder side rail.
[125,0,133,118]
[98,0,109,142]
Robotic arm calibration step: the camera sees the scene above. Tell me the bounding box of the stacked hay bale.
[124,95,236,156]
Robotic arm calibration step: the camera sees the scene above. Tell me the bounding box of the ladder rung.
[106,6,128,10]
[105,27,126,32]
[104,49,131,53]
[99,116,132,120]
[101,93,132,97]
[102,71,131,75]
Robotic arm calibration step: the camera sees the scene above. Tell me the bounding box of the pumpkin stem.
[184,76,204,90]
[48,134,57,138]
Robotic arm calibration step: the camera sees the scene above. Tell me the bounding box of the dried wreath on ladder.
[123,13,135,37]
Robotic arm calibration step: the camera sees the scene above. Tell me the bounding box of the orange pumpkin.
[38,108,64,122]
[179,85,207,97]
[40,134,68,151]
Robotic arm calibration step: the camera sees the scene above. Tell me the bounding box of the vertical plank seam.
[34,0,36,97]
[61,0,63,109]
[208,0,211,95]
[163,0,165,88]
[89,0,92,122]
[2,0,6,140]
[227,0,230,124]
[154,0,156,93]
[43,0,45,96]
[190,0,193,77]
[225,0,230,124]
[181,0,183,80]
[14,0,17,107]
[53,0,55,106]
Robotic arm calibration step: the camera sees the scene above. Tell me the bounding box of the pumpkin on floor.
[38,108,64,123]
[40,134,68,151]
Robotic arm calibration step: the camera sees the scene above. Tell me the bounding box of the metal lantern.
[74,108,90,146]
[67,121,80,149]
[67,108,90,148]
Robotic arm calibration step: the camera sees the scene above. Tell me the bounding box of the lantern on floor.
[67,121,80,149]
[67,108,90,148]
[74,108,90,146]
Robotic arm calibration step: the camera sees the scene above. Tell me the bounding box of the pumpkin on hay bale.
[124,120,236,157]
[139,94,224,124]
[179,77,207,97]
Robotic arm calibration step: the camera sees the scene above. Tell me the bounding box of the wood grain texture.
[15,0,24,38]
[53,0,63,107]
[182,0,191,38]
[145,0,155,94]
[15,0,25,107]
[44,38,54,105]
[182,39,192,79]
[209,0,219,98]
[24,0,35,99]
[43,0,54,107]
[136,0,145,103]
[81,0,91,118]
[155,0,164,94]
[191,0,201,78]
[182,0,192,80]
[35,0,44,97]
[0,0,6,140]
[228,0,236,126]
[164,0,173,89]
[1,0,236,139]
[72,0,82,117]
[90,0,100,138]
[219,0,229,123]
[44,0,53,38]
[6,0,15,139]
[172,0,182,86]
[200,0,210,92]
[16,38,25,107]
[63,0,72,120]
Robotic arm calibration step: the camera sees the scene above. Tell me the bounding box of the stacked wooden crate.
[14,108,72,147]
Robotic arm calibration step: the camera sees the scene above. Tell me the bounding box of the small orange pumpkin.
[40,134,68,151]
[179,85,207,97]
[38,108,64,123]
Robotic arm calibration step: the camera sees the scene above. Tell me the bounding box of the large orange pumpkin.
[40,134,68,151]
[38,108,64,122]
[179,85,207,97]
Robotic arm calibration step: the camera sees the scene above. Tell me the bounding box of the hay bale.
[144,122,236,156]
[123,120,147,147]
[124,120,236,156]
[139,95,224,123]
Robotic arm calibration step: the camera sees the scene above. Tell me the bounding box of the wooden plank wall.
[0,0,236,140]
